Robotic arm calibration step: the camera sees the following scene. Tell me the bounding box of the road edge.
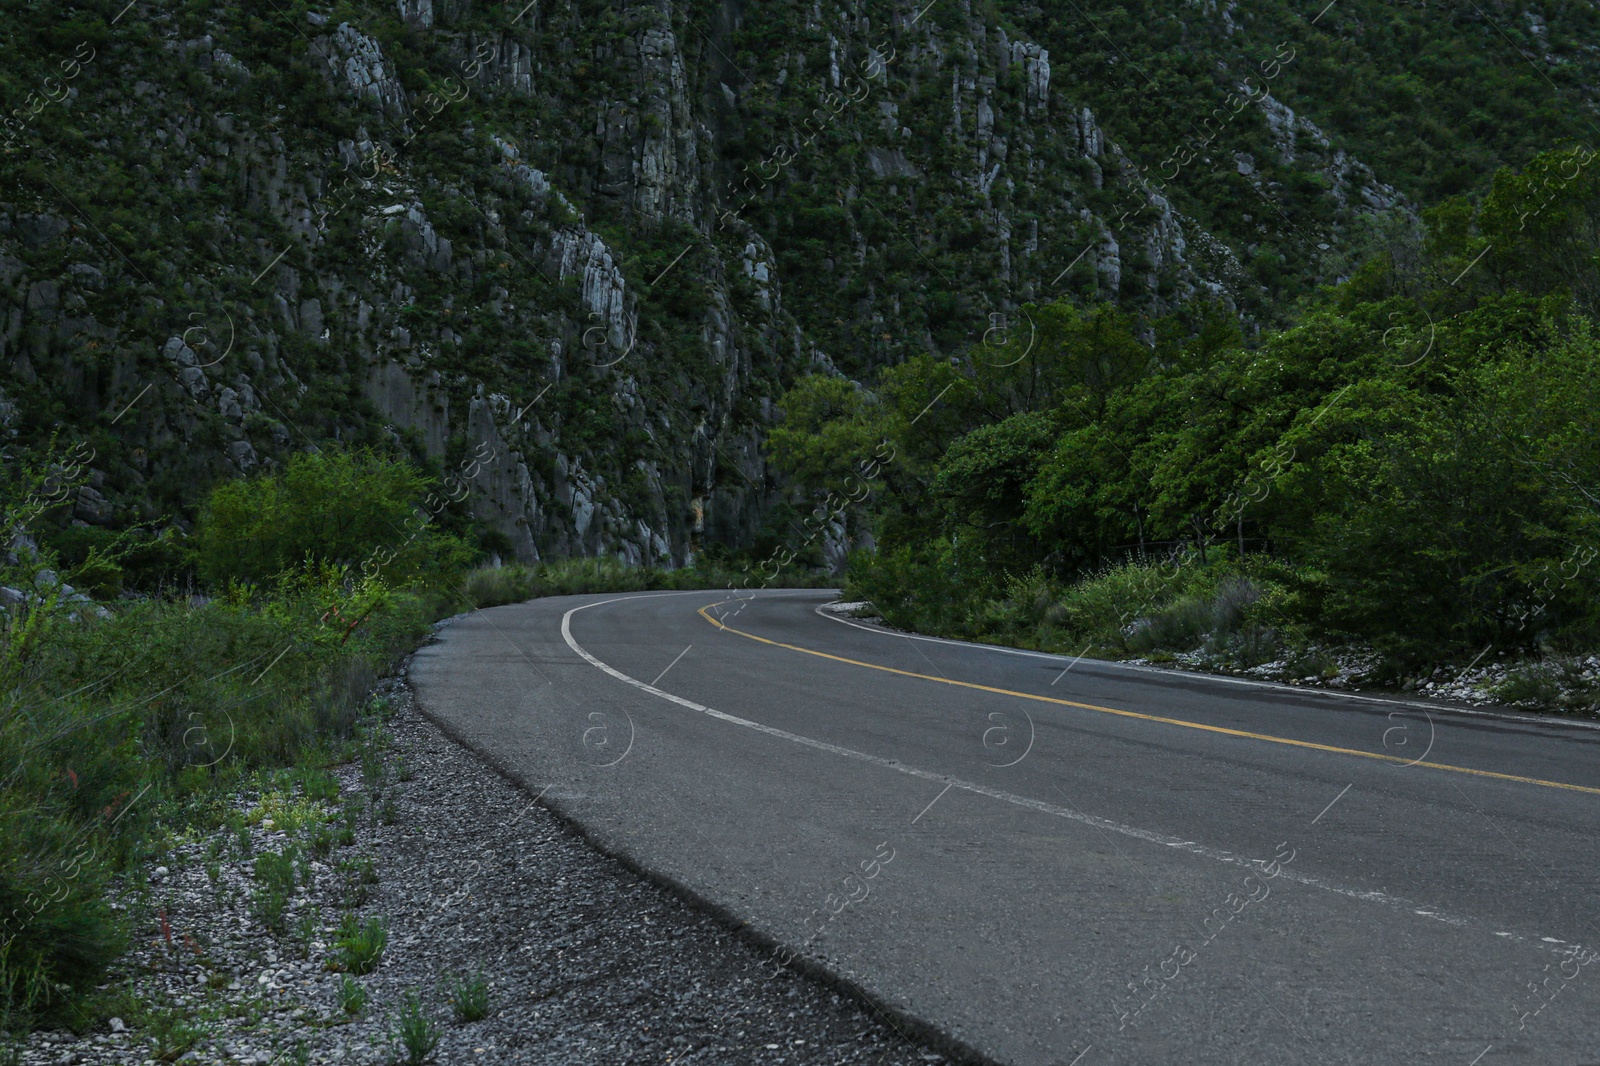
[404,622,1006,1066]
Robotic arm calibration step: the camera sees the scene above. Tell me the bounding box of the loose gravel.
[22,663,949,1065]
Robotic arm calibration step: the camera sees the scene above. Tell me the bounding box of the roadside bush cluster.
[803,150,1600,695]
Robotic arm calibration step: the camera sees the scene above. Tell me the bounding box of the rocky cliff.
[0,0,1416,565]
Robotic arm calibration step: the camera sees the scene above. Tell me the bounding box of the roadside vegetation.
[771,149,1600,710]
[0,447,805,1038]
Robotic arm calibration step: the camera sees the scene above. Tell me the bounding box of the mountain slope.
[1,0,1588,566]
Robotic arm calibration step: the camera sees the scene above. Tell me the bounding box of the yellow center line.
[697,603,1600,797]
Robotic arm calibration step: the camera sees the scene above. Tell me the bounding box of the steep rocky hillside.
[1,0,1586,564]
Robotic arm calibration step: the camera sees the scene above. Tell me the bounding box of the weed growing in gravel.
[249,848,299,933]
[378,795,399,825]
[1490,660,1600,712]
[335,855,379,908]
[339,975,368,1017]
[331,913,387,975]
[395,755,413,782]
[361,742,386,791]
[309,826,336,857]
[146,1006,202,1062]
[446,972,490,1022]
[234,820,253,857]
[340,882,368,910]
[391,991,440,1065]
[256,848,298,892]
[343,796,366,833]
[299,765,341,803]
[250,791,331,835]
[292,906,322,957]
[249,883,289,935]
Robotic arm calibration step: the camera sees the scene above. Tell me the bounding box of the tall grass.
[0,572,431,1028]
[0,547,826,1028]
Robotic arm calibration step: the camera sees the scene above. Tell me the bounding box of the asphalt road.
[409,588,1600,1065]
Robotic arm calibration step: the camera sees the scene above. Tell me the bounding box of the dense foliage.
[195,450,475,587]
[770,149,1600,686]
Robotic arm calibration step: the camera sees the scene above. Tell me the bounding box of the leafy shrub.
[1125,574,1260,655]
[1283,648,1341,681]
[195,449,473,588]
[459,555,823,611]
[1218,624,1283,668]
[0,808,123,1022]
[1126,595,1221,654]
[843,541,975,638]
[0,504,432,1023]
[1490,661,1600,713]
[1492,663,1563,708]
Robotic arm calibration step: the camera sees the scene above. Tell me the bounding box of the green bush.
[0,808,123,1021]
[459,555,826,611]
[1490,662,1600,714]
[446,971,490,1022]
[195,449,474,588]
[392,990,440,1065]
[1124,573,1262,655]
[843,540,975,638]
[331,913,387,975]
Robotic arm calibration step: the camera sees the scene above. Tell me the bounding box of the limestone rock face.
[315,24,409,118]
[0,0,1412,568]
[551,230,631,350]
[396,0,433,29]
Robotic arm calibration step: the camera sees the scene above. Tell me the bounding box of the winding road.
[409,588,1600,1065]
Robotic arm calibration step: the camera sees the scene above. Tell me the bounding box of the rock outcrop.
[0,0,1409,566]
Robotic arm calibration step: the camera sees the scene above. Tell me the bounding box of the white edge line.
[811,605,1600,733]
[559,595,1556,946]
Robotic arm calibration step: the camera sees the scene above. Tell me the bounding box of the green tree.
[932,411,1058,576]
[195,450,472,588]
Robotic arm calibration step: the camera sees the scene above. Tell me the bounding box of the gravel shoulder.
[22,653,950,1066]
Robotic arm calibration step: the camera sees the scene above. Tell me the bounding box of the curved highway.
[408,588,1600,1065]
